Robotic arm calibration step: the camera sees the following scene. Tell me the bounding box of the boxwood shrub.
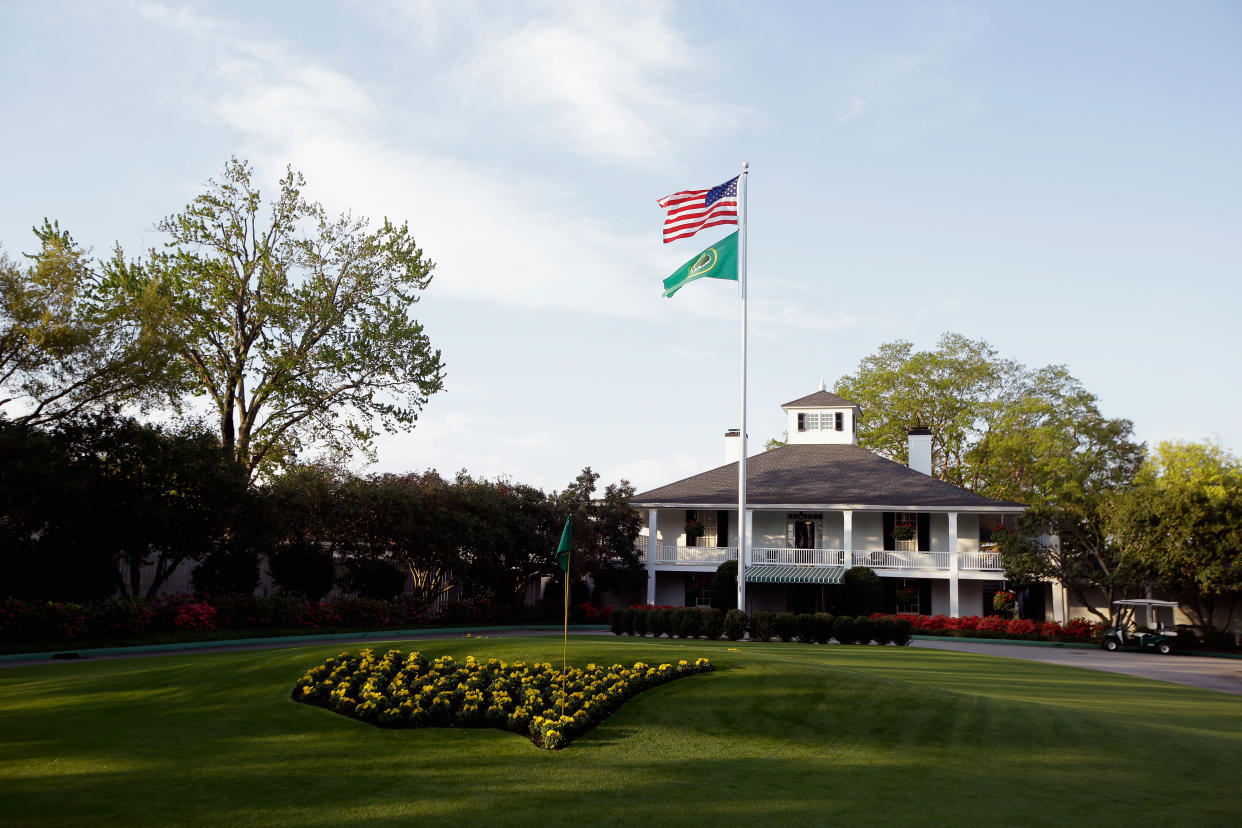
[854,615,876,645]
[633,608,650,637]
[872,617,894,645]
[794,613,816,643]
[724,609,748,641]
[892,617,913,646]
[773,612,796,642]
[813,613,834,644]
[703,608,725,640]
[610,608,627,636]
[750,610,775,642]
[833,615,856,645]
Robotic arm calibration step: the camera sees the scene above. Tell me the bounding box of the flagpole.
[737,161,749,614]
[561,549,569,718]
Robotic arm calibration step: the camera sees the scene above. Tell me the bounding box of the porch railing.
[657,544,737,565]
[960,551,1004,570]
[635,541,1005,571]
[858,550,951,569]
[750,547,845,566]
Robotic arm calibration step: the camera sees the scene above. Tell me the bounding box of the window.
[685,509,718,546]
[797,411,841,431]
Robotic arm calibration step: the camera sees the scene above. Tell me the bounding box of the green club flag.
[556,515,573,573]
[662,231,739,298]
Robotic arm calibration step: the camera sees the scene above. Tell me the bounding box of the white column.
[842,510,853,568]
[646,509,658,606]
[948,511,960,618]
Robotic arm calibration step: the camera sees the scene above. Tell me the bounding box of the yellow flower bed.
[293,649,715,750]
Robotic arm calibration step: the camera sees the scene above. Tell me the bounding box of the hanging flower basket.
[993,590,1017,615]
[892,522,916,541]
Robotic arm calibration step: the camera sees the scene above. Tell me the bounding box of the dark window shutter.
[835,412,843,431]
[883,512,895,551]
[919,579,932,614]
[797,413,806,432]
[917,514,930,551]
[717,510,730,546]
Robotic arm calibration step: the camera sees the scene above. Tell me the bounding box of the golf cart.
[1101,599,1184,655]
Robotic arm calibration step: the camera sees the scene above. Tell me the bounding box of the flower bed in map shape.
[293,649,715,749]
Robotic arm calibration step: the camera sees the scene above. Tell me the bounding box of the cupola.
[780,387,860,446]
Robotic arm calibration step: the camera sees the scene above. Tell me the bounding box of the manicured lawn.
[2,635,1240,826]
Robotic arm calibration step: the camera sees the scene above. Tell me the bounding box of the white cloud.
[129,0,741,319]
[370,0,748,165]
[840,96,867,123]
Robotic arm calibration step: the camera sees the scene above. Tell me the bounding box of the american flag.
[657,175,739,243]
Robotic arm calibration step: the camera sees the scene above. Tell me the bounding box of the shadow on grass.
[4,639,1242,826]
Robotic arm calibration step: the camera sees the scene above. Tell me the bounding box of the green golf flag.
[662,231,739,298]
[556,515,573,573]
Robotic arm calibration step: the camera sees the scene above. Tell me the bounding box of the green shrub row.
[610,607,911,645]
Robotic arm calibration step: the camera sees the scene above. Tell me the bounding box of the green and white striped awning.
[744,565,845,585]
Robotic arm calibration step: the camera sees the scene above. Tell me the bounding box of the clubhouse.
[630,389,1053,619]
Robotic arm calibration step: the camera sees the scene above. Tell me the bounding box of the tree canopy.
[832,332,1143,504]
[100,158,445,478]
[1,222,171,425]
[833,333,1146,622]
[1109,441,1242,632]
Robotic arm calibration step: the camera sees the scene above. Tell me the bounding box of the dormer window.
[797,412,844,432]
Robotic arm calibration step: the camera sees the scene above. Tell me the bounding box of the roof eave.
[630,501,1026,512]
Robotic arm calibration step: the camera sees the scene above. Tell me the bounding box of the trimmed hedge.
[601,607,1102,647]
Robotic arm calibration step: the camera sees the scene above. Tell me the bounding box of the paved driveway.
[912,638,1242,697]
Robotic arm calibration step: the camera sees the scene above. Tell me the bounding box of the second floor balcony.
[638,542,1003,572]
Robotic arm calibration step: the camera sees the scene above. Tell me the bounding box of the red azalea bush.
[173,600,218,631]
[575,603,612,622]
[0,592,506,647]
[895,611,1103,643]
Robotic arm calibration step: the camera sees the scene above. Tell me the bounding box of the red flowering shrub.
[173,600,218,631]
[1005,618,1038,637]
[575,603,612,622]
[1038,621,1062,639]
[301,601,342,629]
[1060,618,1101,641]
[976,615,1009,633]
[951,615,983,632]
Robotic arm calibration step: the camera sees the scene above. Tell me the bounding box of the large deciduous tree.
[834,333,1146,621]
[1110,441,1242,634]
[554,467,644,603]
[102,158,445,478]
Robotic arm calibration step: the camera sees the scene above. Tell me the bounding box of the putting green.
[1,635,1239,826]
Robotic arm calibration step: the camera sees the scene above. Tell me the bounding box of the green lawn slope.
[2,636,1239,826]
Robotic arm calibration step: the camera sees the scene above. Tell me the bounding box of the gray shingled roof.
[631,444,1024,509]
[781,390,860,409]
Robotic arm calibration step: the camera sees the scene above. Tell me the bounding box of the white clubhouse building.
[631,390,1047,619]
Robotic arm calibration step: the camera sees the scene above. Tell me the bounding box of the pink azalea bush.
[893,612,1104,642]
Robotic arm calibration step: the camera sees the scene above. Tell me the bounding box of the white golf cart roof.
[1112,599,1180,607]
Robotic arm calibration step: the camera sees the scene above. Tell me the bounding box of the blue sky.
[2,1,1239,493]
